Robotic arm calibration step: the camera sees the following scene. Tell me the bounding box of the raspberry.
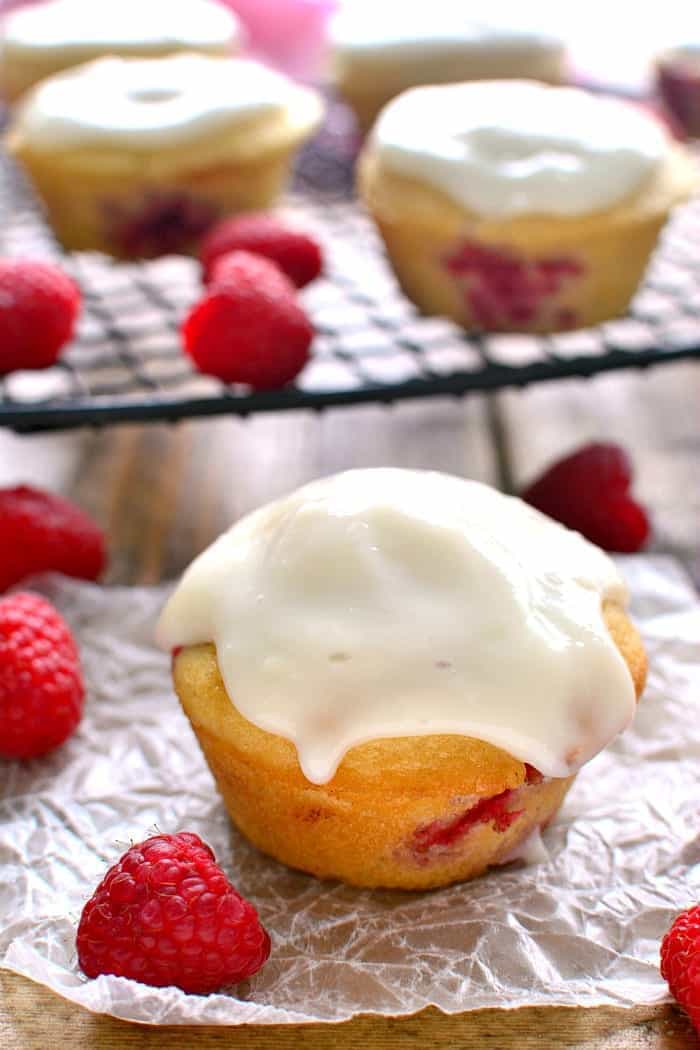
[0,259,80,373]
[521,442,650,553]
[77,832,271,993]
[0,592,84,759]
[200,213,323,287]
[0,485,106,592]
[412,789,523,856]
[661,904,700,1032]
[182,251,313,389]
[444,240,582,331]
[104,191,219,259]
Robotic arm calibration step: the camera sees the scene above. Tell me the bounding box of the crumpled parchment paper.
[1,555,699,1025]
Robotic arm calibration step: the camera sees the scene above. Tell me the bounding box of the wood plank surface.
[1,361,699,1047]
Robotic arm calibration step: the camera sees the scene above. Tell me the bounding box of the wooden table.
[1,359,699,1047]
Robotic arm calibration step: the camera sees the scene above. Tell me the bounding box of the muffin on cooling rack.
[358,81,696,333]
[5,54,323,258]
[0,0,243,103]
[157,468,646,890]
[330,5,566,133]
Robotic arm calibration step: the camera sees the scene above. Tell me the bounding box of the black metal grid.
[1,128,700,433]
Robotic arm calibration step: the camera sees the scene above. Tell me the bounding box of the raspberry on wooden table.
[661,904,700,1033]
[521,442,650,553]
[0,485,106,592]
[182,250,313,389]
[77,832,271,994]
[0,259,80,373]
[0,592,84,759]
[200,212,323,287]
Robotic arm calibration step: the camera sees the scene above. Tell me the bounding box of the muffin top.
[157,468,637,785]
[0,0,242,60]
[8,54,323,153]
[331,4,563,61]
[371,81,669,218]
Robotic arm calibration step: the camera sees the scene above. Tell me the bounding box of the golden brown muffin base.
[5,145,299,256]
[358,145,696,333]
[171,602,646,890]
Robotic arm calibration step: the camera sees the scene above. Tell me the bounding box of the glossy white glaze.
[1,0,241,57]
[15,54,322,150]
[158,469,636,785]
[373,81,667,217]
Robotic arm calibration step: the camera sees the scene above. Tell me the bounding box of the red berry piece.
[200,213,323,288]
[0,485,107,592]
[411,788,523,858]
[182,250,313,389]
[77,831,271,994]
[104,191,219,259]
[0,259,80,373]
[443,240,582,331]
[522,442,650,553]
[0,592,84,759]
[661,904,700,1033]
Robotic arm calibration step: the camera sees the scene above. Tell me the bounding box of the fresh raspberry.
[661,904,700,1032]
[200,213,323,287]
[182,250,313,389]
[0,485,107,592]
[0,592,84,759]
[77,831,271,993]
[0,259,80,373]
[521,442,650,553]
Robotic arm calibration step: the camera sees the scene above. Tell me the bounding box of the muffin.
[157,468,646,891]
[331,6,566,133]
[358,81,697,333]
[656,44,700,139]
[0,0,243,103]
[5,54,323,258]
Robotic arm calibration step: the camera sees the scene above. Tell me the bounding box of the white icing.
[15,55,323,150]
[1,0,241,57]
[332,5,562,61]
[497,826,550,867]
[373,81,667,217]
[157,469,637,786]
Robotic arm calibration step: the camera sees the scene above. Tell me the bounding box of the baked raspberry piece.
[77,831,271,993]
[661,904,700,1033]
[0,259,80,373]
[522,442,650,553]
[444,240,583,331]
[104,192,219,259]
[200,213,323,287]
[0,485,107,592]
[411,788,523,857]
[182,250,313,389]
[0,592,84,759]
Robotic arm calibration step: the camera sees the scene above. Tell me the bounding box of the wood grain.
[1,365,699,1047]
[1,972,696,1050]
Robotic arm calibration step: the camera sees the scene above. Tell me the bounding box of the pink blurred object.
[221,0,335,81]
[0,0,41,11]
[656,46,700,139]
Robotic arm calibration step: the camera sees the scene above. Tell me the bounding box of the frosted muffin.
[5,55,323,258]
[358,81,696,333]
[331,5,566,133]
[0,0,243,103]
[157,469,646,891]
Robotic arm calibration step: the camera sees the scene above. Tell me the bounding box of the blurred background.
[0,0,698,93]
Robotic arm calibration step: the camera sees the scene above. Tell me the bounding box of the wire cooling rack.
[1,122,700,432]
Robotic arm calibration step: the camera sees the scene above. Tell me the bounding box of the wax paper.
[1,556,698,1025]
